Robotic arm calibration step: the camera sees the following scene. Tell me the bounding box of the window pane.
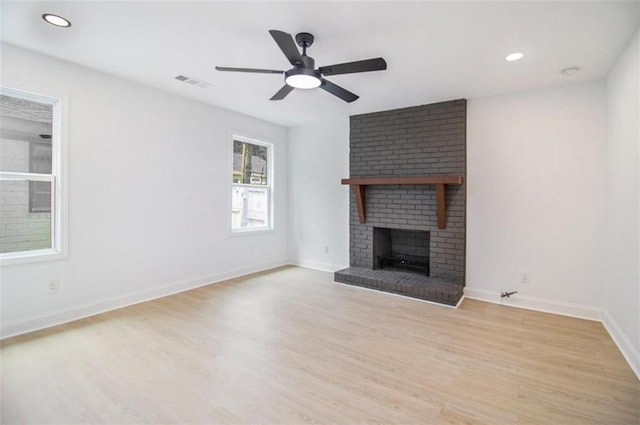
[0,95,53,173]
[231,186,268,229]
[29,181,52,213]
[232,140,268,185]
[0,179,52,253]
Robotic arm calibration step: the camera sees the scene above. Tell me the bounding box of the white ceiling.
[1,1,638,127]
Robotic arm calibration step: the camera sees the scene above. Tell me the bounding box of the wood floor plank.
[1,266,638,424]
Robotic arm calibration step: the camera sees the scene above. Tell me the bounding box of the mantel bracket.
[353,184,366,224]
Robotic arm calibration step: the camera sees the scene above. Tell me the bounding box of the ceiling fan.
[215,30,387,103]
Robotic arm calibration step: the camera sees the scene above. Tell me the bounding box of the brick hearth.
[335,267,464,306]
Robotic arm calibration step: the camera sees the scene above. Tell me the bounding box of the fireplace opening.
[373,228,430,276]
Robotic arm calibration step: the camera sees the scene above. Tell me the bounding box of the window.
[231,137,272,232]
[0,87,63,261]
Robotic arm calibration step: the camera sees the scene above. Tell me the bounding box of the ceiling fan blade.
[269,30,303,66]
[320,79,359,103]
[270,85,294,101]
[319,58,387,76]
[215,66,284,74]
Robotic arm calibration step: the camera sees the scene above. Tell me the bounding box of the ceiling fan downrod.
[295,32,314,57]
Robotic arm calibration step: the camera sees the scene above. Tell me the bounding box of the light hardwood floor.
[1,266,638,424]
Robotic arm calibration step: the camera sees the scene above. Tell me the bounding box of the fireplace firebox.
[373,228,430,276]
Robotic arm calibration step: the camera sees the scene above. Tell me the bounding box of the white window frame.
[0,87,68,265]
[230,134,274,234]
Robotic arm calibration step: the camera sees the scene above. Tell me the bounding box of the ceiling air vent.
[174,75,212,89]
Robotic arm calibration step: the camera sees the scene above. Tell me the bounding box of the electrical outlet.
[48,279,59,294]
[323,245,329,254]
[520,272,530,285]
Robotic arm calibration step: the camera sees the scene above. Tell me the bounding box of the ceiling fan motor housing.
[284,55,321,89]
[300,55,315,69]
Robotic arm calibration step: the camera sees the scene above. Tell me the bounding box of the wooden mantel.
[341,176,463,229]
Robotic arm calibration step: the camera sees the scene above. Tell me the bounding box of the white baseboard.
[464,287,639,380]
[602,309,640,379]
[0,260,289,340]
[4,267,638,381]
[289,258,347,273]
[463,287,603,321]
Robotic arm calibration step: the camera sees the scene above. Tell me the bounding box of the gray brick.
[346,99,466,286]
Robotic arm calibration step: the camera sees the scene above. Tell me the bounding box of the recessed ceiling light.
[505,52,524,62]
[561,66,581,76]
[42,14,71,28]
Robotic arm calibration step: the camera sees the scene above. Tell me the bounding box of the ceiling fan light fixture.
[42,13,71,27]
[285,68,321,89]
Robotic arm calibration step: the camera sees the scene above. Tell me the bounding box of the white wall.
[466,82,607,316]
[288,119,349,271]
[288,83,610,317]
[0,44,289,337]
[295,85,615,323]
[605,28,640,374]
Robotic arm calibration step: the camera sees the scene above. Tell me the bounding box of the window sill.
[0,249,67,266]
[229,227,275,237]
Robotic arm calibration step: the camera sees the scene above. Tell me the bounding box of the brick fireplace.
[334,99,466,306]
